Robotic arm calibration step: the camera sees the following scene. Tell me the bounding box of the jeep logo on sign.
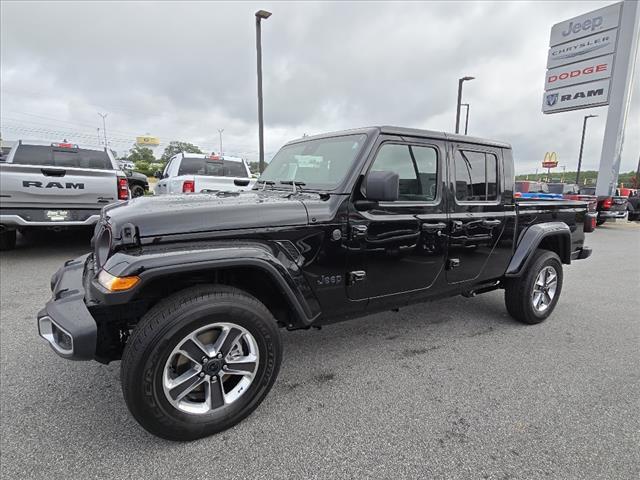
[23,181,85,189]
[562,16,603,37]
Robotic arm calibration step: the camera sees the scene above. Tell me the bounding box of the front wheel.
[121,285,282,441]
[0,230,17,250]
[504,250,563,324]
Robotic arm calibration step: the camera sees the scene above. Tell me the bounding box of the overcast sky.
[1,0,638,174]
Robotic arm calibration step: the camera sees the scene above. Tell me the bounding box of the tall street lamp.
[218,128,224,156]
[575,114,597,185]
[461,103,470,135]
[255,9,272,173]
[455,76,474,134]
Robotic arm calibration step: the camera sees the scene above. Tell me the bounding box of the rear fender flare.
[505,222,571,277]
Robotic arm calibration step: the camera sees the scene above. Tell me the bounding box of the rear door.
[446,144,507,284]
[2,144,119,207]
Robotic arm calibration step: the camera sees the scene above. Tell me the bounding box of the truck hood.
[104,190,312,239]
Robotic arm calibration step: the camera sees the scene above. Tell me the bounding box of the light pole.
[255,9,272,173]
[218,129,224,156]
[575,114,597,185]
[97,112,108,148]
[455,76,474,134]
[461,103,470,135]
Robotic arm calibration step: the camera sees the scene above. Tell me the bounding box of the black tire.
[596,217,606,226]
[0,230,17,250]
[504,250,563,325]
[130,185,145,198]
[121,285,282,441]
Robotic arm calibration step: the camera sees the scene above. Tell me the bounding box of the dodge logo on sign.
[545,54,614,90]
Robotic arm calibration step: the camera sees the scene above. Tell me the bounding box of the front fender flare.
[95,242,320,326]
[505,222,571,277]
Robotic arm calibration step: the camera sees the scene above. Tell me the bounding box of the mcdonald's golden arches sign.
[542,152,558,168]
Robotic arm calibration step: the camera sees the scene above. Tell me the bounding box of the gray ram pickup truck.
[0,141,129,249]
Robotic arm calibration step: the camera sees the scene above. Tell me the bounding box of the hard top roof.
[285,126,511,149]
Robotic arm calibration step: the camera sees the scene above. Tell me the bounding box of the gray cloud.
[1,0,638,174]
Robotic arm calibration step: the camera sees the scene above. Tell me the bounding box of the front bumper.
[37,254,97,360]
[599,210,627,219]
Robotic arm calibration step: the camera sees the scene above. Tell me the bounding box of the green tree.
[127,144,155,164]
[160,141,203,163]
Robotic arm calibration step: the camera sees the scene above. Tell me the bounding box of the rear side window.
[454,150,498,202]
[178,158,248,177]
[11,145,113,169]
[370,143,438,202]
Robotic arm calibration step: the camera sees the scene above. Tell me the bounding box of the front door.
[446,144,507,284]
[347,137,448,301]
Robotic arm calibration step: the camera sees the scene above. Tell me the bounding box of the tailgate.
[0,164,118,208]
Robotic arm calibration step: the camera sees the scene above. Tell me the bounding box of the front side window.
[454,150,498,202]
[258,134,367,190]
[370,143,438,202]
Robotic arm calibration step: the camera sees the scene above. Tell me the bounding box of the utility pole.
[97,112,108,148]
[218,129,224,156]
[255,9,272,173]
[97,128,102,147]
[461,103,470,135]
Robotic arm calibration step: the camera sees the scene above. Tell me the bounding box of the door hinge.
[350,224,368,240]
[348,270,366,284]
[447,258,460,270]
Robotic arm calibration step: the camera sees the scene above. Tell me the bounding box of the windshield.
[178,158,248,178]
[11,145,113,169]
[547,184,565,194]
[258,134,367,190]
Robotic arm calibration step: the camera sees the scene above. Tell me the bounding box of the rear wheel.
[130,185,145,198]
[121,285,282,441]
[596,217,606,226]
[0,230,17,250]
[505,250,563,324]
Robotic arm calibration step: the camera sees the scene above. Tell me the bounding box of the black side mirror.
[234,179,251,187]
[364,170,399,202]
[154,171,163,179]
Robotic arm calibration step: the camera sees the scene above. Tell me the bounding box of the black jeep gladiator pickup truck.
[38,127,594,440]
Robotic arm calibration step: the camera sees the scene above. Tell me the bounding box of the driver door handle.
[482,219,502,227]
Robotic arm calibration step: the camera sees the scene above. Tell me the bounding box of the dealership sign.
[542,2,622,114]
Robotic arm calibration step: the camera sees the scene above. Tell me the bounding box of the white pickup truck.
[0,141,129,250]
[154,153,255,194]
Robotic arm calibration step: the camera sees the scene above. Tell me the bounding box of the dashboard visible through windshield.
[258,134,367,190]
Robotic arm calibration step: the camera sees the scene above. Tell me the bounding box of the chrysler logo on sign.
[547,30,618,69]
[546,94,558,106]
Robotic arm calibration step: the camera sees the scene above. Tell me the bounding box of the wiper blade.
[280,180,306,194]
[255,180,276,191]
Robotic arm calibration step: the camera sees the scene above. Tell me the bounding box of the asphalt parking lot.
[1,222,638,479]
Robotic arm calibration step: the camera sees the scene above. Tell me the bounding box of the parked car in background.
[515,181,562,199]
[547,183,598,214]
[154,153,255,195]
[618,188,639,221]
[0,140,129,250]
[124,170,149,197]
[579,186,628,225]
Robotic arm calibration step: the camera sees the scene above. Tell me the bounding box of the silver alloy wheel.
[162,322,259,415]
[532,265,558,313]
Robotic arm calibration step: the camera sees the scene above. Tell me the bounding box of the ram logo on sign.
[542,79,611,113]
